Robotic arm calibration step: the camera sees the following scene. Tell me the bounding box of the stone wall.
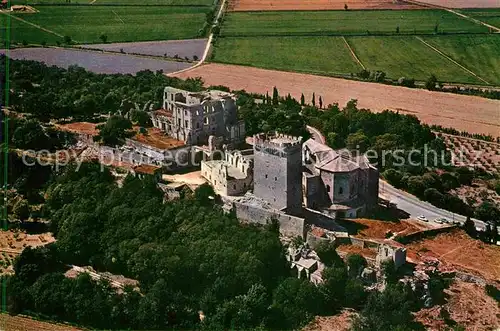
[232,200,305,238]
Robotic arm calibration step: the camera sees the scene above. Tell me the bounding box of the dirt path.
[415,36,490,85]
[446,8,500,33]
[168,0,227,76]
[172,63,500,137]
[0,11,65,39]
[342,36,365,70]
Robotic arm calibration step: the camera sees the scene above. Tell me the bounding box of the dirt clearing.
[406,229,500,281]
[229,0,425,11]
[0,313,82,331]
[172,63,500,137]
[415,280,500,330]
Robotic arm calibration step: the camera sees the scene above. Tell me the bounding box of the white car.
[435,218,448,224]
[417,215,428,222]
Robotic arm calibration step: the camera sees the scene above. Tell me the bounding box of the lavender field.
[0,48,192,74]
[79,39,207,60]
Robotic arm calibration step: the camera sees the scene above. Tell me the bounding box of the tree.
[381,260,398,283]
[351,283,416,331]
[463,216,476,238]
[130,110,153,127]
[396,26,400,33]
[344,279,367,309]
[94,115,133,146]
[311,93,316,107]
[41,40,47,47]
[320,266,347,309]
[300,93,305,106]
[425,74,438,90]
[475,201,500,223]
[347,254,367,278]
[271,278,324,329]
[63,35,72,44]
[272,86,279,105]
[346,130,369,153]
[319,96,323,109]
[99,34,108,43]
[315,241,342,267]
[344,3,348,10]
[13,199,30,221]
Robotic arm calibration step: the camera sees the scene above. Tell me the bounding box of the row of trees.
[1,56,203,122]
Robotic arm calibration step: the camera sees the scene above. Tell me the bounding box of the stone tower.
[253,132,303,214]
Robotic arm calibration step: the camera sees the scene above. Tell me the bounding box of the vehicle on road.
[417,215,428,222]
[434,218,448,224]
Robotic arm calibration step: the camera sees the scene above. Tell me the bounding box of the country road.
[167,0,227,76]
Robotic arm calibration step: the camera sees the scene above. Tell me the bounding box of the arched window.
[339,187,343,195]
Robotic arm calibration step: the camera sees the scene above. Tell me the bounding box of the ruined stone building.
[302,138,379,218]
[253,133,303,215]
[150,87,245,146]
[201,149,253,196]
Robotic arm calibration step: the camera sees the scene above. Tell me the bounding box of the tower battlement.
[253,132,302,155]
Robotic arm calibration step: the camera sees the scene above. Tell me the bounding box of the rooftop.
[132,127,185,150]
[304,138,372,173]
[133,164,161,175]
[152,109,172,118]
[56,122,99,136]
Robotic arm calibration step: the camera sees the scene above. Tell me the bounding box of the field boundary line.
[341,36,365,70]
[446,8,500,33]
[0,11,66,39]
[112,9,125,24]
[415,36,490,85]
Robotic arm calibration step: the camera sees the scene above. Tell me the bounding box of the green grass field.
[10,6,207,44]
[221,10,488,37]
[346,36,482,84]
[0,14,62,45]
[422,35,500,85]
[212,36,361,75]
[461,9,500,29]
[11,0,214,5]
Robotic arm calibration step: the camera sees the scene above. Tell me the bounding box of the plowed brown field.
[229,0,425,11]
[0,314,82,331]
[171,63,500,137]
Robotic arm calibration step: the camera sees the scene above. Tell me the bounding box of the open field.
[0,14,62,45]
[415,0,500,8]
[415,280,500,331]
[11,6,207,44]
[229,0,425,11]
[0,313,82,331]
[0,48,192,73]
[172,63,500,136]
[406,229,500,281]
[347,36,483,84]
[421,35,500,85]
[80,38,207,59]
[11,0,214,5]
[461,8,500,29]
[212,36,361,75]
[221,10,488,37]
